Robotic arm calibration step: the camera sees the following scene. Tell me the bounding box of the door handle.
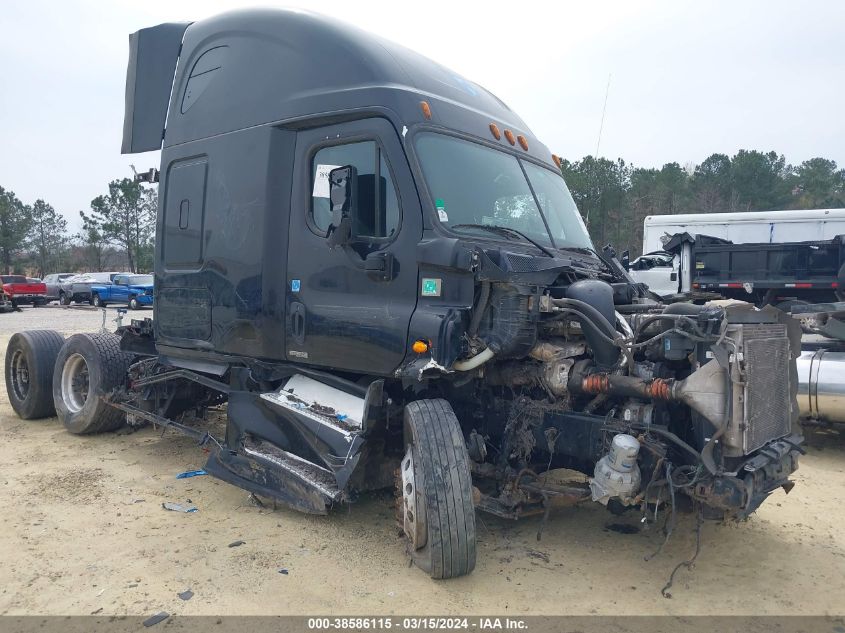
[290,302,306,344]
[364,251,395,281]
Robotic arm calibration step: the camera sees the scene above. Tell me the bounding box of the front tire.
[53,333,131,434]
[128,296,140,310]
[400,399,476,579]
[5,330,65,419]
[59,292,70,306]
[92,294,105,308]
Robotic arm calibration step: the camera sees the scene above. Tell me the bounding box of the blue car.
[90,274,154,310]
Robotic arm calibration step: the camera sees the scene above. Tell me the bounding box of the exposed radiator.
[740,324,792,454]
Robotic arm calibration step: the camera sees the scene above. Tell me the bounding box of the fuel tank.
[797,350,845,422]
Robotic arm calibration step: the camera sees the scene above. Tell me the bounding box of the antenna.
[595,74,612,157]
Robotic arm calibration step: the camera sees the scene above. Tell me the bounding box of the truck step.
[242,438,342,502]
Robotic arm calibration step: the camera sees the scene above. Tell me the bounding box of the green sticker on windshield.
[435,198,448,222]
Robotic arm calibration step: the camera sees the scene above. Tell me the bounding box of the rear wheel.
[5,330,65,419]
[400,399,476,579]
[53,333,131,434]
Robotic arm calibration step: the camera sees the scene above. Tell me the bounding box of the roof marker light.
[420,101,432,120]
[503,129,516,145]
[517,135,529,151]
[489,123,501,140]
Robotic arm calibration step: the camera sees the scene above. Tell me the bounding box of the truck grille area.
[742,324,791,454]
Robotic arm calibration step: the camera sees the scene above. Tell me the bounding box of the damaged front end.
[418,248,805,524]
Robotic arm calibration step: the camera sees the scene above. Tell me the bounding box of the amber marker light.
[420,101,432,120]
[489,123,501,140]
[412,340,430,354]
[552,154,561,168]
[517,135,529,151]
[503,129,516,145]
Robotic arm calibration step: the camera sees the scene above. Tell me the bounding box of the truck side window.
[311,141,400,239]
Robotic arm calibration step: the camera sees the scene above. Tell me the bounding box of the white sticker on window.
[312,164,342,198]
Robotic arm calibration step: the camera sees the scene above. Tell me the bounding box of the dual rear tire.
[53,333,131,433]
[5,331,65,419]
[5,330,130,433]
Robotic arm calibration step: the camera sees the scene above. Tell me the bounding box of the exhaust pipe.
[797,350,845,422]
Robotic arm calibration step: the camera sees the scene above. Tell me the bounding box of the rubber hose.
[468,281,491,336]
[453,347,495,372]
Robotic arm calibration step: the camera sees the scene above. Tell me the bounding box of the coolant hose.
[551,298,623,369]
[453,347,495,372]
[468,281,491,336]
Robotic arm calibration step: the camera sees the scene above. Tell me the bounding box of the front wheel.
[53,333,131,434]
[128,297,140,310]
[92,294,105,308]
[400,399,476,579]
[59,293,70,306]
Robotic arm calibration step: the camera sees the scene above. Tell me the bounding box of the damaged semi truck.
[4,9,803,579]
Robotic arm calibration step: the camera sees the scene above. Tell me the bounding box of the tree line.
[2,150,843,276]
[560,150,845,257]
[0,178,156,276]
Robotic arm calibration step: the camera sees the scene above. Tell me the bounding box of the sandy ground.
[0,305,843,616]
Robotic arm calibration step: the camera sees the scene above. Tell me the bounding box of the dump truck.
[628,232,845,307]
[3,9,803,579]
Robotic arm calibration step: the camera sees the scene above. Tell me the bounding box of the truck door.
[285,118,422,374]
[112,276,129,301]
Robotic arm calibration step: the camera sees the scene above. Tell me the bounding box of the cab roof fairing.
[123,8,556,167]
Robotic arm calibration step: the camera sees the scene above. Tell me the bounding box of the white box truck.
[641,208,845,254]
[629,209,845,302]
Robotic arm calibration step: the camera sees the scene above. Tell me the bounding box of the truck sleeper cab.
[4,8,802,580]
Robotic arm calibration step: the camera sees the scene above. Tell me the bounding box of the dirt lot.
[0,305,843,616]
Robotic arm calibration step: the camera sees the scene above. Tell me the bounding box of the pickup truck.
[58,272,121,305]
[42,273,77,302]
[0,275,47,307]
[90,274,153,309]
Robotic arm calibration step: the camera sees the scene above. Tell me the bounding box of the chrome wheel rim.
[61,353,90,413]
[10,350,30,401]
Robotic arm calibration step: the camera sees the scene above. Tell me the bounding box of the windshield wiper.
[450,223,555,258]
[565,246,618,275]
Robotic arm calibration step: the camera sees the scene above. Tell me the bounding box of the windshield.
[414,133,593,251]
[129,275,153,285]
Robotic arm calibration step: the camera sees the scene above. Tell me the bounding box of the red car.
[1,275,47,308]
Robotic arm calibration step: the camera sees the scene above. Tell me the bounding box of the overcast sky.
[1,0,843,231]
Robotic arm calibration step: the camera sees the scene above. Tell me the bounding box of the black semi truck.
[4,9,802,579]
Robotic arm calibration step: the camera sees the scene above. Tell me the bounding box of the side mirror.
[327,165,357,247]
[621,250,630,271]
